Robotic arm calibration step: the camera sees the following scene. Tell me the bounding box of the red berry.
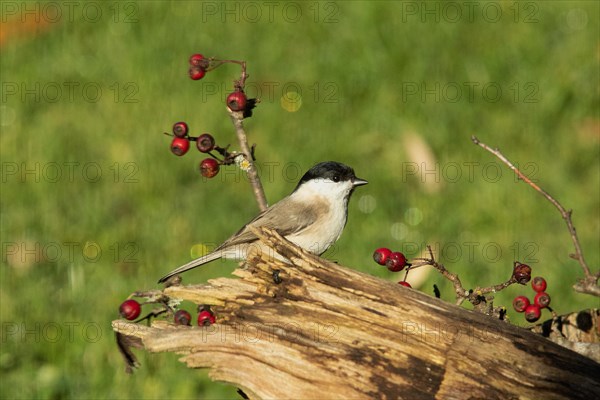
[119,299,141,321]
[189,65,206,80]
[534,292,551,309]
[174,310,192,326]
[373,248,392,266]
[197,310,216,326]
[189,53,205,66]
[398,281,412,288]
[199,158,219,178]
[170,137,190,156]
[524,304,541,322]
[512,262,532,284]
[386,252,407,272]
[172,121,189,138]
[196,133,215,153]
[512,295,530,313]
[226,91,247,112]
[531,276,547,293]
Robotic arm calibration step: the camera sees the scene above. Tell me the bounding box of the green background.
[1,1,598,398]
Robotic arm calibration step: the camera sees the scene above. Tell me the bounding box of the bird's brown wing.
[215,198,320,251]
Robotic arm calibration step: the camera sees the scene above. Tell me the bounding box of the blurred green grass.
[1,1,599,398]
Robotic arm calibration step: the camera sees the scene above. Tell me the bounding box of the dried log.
[112,227,600,399]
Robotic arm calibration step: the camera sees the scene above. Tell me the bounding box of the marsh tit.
[158,161,368,283]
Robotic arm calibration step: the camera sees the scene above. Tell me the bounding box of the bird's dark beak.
[352,177,368,187]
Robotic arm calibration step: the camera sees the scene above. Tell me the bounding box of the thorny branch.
[471,136,599,297]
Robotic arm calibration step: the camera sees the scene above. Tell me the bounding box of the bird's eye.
[332,175,340,182]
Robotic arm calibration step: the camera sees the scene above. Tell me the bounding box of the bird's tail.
[157,251,222,283]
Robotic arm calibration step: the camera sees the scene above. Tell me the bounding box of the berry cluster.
[512,276,551,323]
[165,122,223,178]
[188,53,210,81]
[118,299,217,327]
[187,53,253,114]
[165,53,258,178]
[373,247,412,287]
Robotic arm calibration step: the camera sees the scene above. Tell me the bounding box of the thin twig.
[229,111,268,211]
[413,246,469,305]
[475,276,517,295]
[413,245,522,311]
[472,135,599,296]
[224,60,268,211]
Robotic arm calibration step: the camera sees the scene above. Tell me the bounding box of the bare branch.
[229,110,268,211]
[412,246,469,305]
[472,136,598,297]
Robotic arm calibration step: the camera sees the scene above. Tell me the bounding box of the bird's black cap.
[295,161,367,189]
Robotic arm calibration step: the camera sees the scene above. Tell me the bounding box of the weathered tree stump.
[112,227,600,399]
